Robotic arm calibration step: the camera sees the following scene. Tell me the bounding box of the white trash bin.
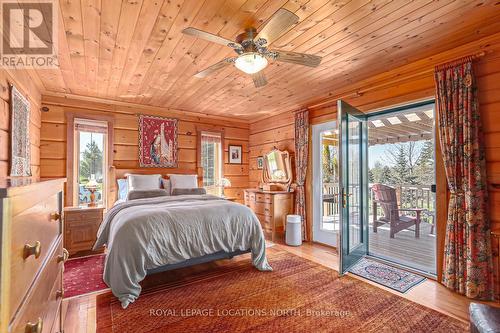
[286,215,302,246]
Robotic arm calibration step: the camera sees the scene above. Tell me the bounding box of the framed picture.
[139,115,178,167]
[257,156,264,169]
[10,85,31,176]
[228,145,242,164]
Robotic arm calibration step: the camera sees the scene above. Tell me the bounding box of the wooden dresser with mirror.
[245,148,294,241]
[0,178,67,333]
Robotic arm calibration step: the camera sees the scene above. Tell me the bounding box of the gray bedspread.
[93,195,272,308]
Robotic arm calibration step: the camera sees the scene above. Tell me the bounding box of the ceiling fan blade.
[254,9,299,46]
[182,27,241,48]
[251,71,267,88]
[270,50,322,67]
[194,58,234,78]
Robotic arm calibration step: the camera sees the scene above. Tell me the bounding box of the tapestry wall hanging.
[139,115,178,167]
[10,85,31,176]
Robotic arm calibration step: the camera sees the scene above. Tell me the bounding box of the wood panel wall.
[249,35,500,297]
[0,69,42,178]
[39,95,249,204]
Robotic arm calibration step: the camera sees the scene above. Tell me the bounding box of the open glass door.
[338,100,369,275]
[312,121,339,247]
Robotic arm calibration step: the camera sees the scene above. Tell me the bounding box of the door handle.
[340,188,352,208]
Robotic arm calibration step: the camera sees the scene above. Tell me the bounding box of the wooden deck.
[369,221,436,274]
[322,217,436,274]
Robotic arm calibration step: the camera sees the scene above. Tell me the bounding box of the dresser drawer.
[10,193,61,319]
[253,203,273,217]
[264,194,273,204]
[65,209,102,222]
[255,213,271,231]
[10,238,63,333]
[263,204,273,217]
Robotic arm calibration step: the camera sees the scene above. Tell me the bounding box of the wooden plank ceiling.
[35,0,500,120]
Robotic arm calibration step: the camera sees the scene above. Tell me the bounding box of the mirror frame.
[262,148,293,191]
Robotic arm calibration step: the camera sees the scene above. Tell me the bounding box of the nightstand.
[64,206,104,257]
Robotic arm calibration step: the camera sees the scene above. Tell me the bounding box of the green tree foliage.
[80,140,103,182]
[322,144,338,183]
[322,144,332,182]
[370,141,433,186]
[370,162,393,184]
[415,141,434,185]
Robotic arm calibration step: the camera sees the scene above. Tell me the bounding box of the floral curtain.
[294,109,309,241]
[435,59,493,300]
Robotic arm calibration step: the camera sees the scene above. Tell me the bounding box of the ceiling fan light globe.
[234,53,268,74]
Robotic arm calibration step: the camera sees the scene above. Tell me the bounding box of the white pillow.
[127,174,161,191]
[169,174,198,190]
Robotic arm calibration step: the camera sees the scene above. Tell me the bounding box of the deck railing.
[322,183,435,219]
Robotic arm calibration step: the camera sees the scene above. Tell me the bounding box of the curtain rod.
[435,51,486,71]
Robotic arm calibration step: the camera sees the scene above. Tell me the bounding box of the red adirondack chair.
[371,183,422,238]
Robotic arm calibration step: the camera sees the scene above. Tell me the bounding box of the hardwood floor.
[62,241,497,332]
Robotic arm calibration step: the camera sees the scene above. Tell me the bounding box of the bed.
[93,193,272,308]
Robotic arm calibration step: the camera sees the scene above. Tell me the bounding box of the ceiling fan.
[182,8,322,88]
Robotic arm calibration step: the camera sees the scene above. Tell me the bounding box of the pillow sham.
[171,188,207,196]
[127,189,169,201]
[117,179,129,200]
[169,174,198,190]
[128,174,161,191]
[161,178,171,195]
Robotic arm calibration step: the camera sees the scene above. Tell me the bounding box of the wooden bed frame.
[146,249,251,275]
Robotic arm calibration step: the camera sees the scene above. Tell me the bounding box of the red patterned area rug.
[64,254,109,298]
[96,250,467,333]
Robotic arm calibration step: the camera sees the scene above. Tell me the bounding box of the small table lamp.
[221,178,231,197]
[85,177,99,207]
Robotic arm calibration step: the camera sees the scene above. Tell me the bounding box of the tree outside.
[369,140,435,210]
[322,143,338,183]
[78,132,104,205]
[79,140,103,183]
[369,140,434,186]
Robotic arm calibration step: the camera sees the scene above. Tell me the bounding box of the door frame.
[363,98,444,279]
[312,120,338,247]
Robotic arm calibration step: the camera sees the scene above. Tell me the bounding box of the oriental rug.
[64,254,108,298]
[96,250,467,333]
[348,257,426,293]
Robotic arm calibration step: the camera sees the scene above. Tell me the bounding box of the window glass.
[75,119,107,206]
[201,132,222,196]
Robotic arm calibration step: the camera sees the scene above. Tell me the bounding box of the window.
[74,119,108,207]
[201,132,222,196]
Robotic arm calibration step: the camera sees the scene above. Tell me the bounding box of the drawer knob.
[56,289,64,299]
[25,317,43,333]
[23,241,41,260]
[57,248,69,263]
[51,212,61,221]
